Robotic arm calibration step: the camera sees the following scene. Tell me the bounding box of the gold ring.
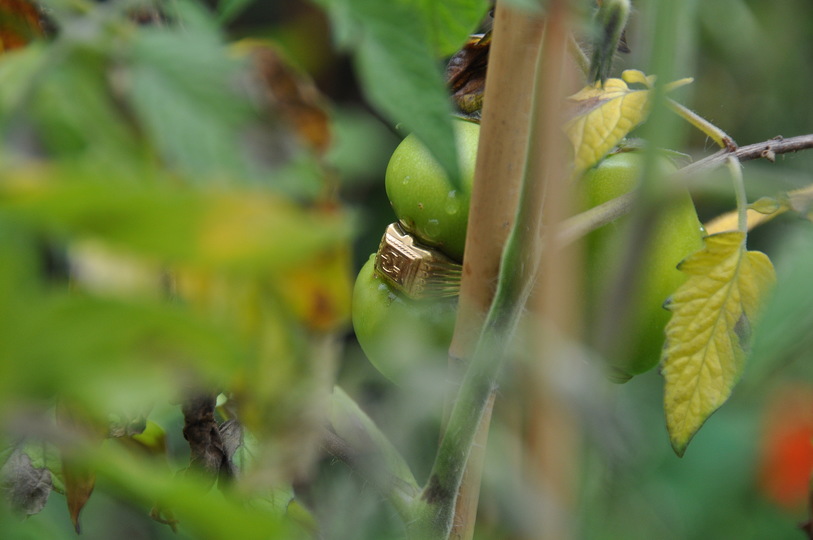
[374,222,462,300]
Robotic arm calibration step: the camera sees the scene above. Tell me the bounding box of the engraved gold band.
[374,222,462,300]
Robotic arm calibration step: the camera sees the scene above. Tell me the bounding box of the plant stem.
[681,134,813,172]
[557,134,813,244]
[567,33,590,77]
[445,5,545,540]
[667,99,736,150]
[412,2,574,538]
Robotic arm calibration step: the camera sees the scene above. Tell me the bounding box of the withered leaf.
[63,460,95,533]
[0,0,43,52]
[237,40,332,156]
[446,32,491,116]
[1,446,52,516]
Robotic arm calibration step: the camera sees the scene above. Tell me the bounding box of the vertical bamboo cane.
[447,5,545,540]
[522,1,581,537]
[520,1,582,537]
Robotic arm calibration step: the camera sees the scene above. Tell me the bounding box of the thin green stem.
[568,33,590,77]
[588,0,630,84]
[668,99,737,150]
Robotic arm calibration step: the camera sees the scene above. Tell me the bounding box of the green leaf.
[0,220,42,315]
[751,223,813,372]
[316,0,461,186]
[0,43,46,116]
[89,444,309,540]
[31,53,143,166]
[127,27,252,181]
[0,173,352,272]
[0,293,245,411]
[661,232,775,456]
[329,387,419,518]
[412,0,490,57]
[217,0,256,23]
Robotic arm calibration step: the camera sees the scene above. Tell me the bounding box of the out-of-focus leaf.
[751,223,813,373]
[329,387,420,505]
[107,409,149,438]
[0,293,244,412]
[62,460,95,533]
[217,0,256,23]
[31,54,144,166]
[286,497,318,535]
[661,232,775,456]
[0,219,42,314]
[228,288,336,484]
[89,444,309,540]
[57,403,108,534]
[68,240,165,300]
[704,197,788,235]
[412,0,490,57]
[174,269,338,484]
[315,0,461,186]
[26,441,64,494]
[704,184,813,237]
[0,43,45,114]
[324,107,396,184]
[0,171,352,272]
[565,70,692,173]
[0,445,52,516]
[127,26,252,180]
[127,420,167,455]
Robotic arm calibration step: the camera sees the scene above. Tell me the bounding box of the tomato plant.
[2,2,813,540]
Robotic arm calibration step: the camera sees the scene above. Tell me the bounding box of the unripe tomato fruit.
[385,119,479,262]
[352,255,457,383]
[579,151,706,380]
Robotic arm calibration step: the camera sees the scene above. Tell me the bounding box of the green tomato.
[579,151,706,381]
[351,255,457,384]
[385,119,479,262]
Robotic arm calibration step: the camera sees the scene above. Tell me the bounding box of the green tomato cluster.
[351,119,477,382]
[352,120,705,383]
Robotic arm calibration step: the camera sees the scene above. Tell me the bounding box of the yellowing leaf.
[565,77,651,174]
[565,71,693,174]
[661,232,775,456]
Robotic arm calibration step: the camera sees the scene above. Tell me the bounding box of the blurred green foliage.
[1,0,812,539]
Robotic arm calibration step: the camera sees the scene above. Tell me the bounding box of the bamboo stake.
[446,5,545,540]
